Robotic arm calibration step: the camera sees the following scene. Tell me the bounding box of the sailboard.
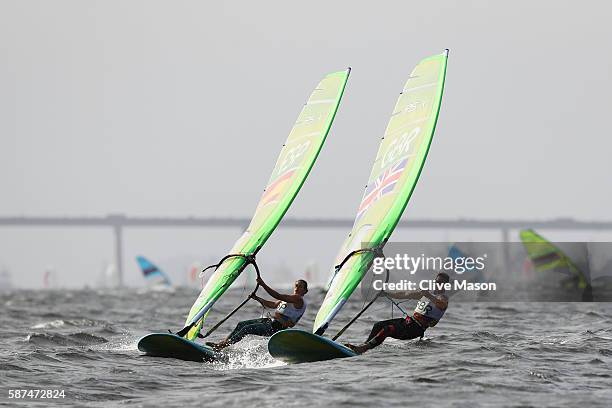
[137,333,223,362]
[138,69,351,362]
[519,229,588,290]
[269,50,449,364]
[137,256,172,287]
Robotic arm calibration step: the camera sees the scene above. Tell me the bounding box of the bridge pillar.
[113,225,124,287]
[501,227,510,271]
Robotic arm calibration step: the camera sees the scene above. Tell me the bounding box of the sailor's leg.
[224,318,265,341]
[388,317,425,341]
[366,318,402,342]
[347,318,407,354]
[365,318,406,349]
[226,318,274,345]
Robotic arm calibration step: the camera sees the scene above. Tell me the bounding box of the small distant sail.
[43,267,58,289]
[446,244,488,297]
[519,229,588,290]
[314,51,449,335]
[105,263,121,288]
[448,244,485,280]
[0,266,12,290]
[136,256,171,287]
[188,261,205,286]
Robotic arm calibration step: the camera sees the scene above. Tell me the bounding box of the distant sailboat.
[43,267,58,289]
[0,265,13,290]
[520,229,592,300]
[97,263,120,289]
[136,256,172,288]
[586,243,612,291]
[188,261,205,287]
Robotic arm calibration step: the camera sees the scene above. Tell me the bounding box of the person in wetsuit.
[346,272,449,354]
[206,277,308,350]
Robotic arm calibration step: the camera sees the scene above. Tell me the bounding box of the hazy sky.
[1,1,611,287]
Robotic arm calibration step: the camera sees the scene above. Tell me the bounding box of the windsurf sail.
[447,244,485,281]
[519,229,588,289]
[314,51,449,335]
[43,267,58,289]
[183,69,351,340]
[137,256,171,287]
[446,244,487,297]
[0,266,12,290]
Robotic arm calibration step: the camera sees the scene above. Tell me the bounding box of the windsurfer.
[207,277,308,350]
[346,272,449,354]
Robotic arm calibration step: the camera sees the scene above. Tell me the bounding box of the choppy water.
[1,288,612,407]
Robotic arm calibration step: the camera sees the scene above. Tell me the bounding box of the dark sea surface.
[1,287,611,407]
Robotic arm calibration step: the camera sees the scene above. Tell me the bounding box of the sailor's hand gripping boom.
[175,253,261,338]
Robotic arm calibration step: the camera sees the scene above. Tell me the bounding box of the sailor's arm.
[250,294,280,309]
[256,277,304,308]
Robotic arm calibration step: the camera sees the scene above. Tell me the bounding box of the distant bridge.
[2,215,611,286]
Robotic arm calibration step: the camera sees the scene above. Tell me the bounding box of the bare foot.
[345,343,368,354]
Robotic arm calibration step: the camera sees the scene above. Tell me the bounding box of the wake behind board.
[268,329,356,364]
[138,333,222,362]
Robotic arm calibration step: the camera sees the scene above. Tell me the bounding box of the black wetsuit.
[225,318,284,345]
[365,316,425,349]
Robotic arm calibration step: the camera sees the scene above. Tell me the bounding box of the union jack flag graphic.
[258,168,297,208]
[355,158,408,221]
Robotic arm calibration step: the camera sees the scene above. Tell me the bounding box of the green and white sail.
[314,51,448,335]
[519,229,588,289]
[185,69,351,340]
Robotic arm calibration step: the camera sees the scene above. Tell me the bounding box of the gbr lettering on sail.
[381,127,420,169]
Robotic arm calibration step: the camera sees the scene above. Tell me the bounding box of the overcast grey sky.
[1,1,611,287]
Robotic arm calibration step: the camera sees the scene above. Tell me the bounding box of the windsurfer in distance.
[346,272,449,354]
[206,277,308,350]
